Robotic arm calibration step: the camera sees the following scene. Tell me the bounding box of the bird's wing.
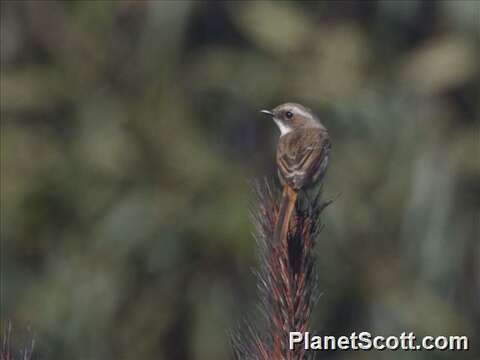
[277,129,330,190]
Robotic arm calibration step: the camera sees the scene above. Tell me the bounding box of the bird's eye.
[286,111,293,119]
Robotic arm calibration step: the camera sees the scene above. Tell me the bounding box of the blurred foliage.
[1,1,479,359]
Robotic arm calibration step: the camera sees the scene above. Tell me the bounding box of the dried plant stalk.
[233,179,330,360]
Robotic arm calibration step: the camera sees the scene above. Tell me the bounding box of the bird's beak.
[260,110,274,117]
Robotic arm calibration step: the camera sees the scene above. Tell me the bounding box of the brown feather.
[274,186,297,246]
[277,128,330,191]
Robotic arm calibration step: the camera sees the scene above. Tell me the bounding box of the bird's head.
[261,102,324,136]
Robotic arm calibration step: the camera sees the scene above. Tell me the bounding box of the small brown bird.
[261,103,331,243]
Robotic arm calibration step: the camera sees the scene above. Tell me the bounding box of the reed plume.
[232,179,330,360]
[1,322,34,360]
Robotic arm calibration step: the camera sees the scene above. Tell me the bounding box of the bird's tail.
[274,186,298,245]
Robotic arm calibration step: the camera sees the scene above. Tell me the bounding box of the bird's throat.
[274,119,292,136]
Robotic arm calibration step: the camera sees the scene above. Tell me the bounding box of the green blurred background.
[1,1,479,359]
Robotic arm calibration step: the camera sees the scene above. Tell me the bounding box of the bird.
[261,103,331,244]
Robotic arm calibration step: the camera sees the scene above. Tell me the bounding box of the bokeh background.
[1,1,479,359]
